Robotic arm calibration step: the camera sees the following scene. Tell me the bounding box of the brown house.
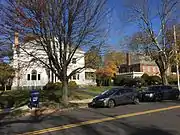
[119,53,160,76]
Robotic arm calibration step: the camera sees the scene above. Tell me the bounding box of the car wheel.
[133,97,140,104]
[107,99,115,108]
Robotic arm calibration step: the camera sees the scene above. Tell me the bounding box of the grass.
[86,86,112,94]
[69,90,93,100]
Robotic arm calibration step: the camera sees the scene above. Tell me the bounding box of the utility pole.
[15,32,20,90]
[16,0,20,90]
[173,25,180,91]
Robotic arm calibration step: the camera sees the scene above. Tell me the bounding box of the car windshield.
[101,88,118,96]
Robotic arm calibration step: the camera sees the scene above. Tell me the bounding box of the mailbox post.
[29,90,40,109]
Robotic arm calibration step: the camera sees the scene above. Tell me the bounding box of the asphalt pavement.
[0,101,180,135]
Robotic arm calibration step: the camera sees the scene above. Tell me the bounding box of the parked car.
[88,87,140,108]
[138,85,179,102]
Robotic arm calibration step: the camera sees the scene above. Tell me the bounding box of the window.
[73,74,76,80]
[77,74,80,80]
[125,89,133,93]
[38,74,41,80]
[102,88,119,96]
[27,74,30,80]
[119,89,126,94]
[162,86,172,90]
[85,72,95,80]
[72,58,76,64]
[116,90,122,95]
[31,70,37,80]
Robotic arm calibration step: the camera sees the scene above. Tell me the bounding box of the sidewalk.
[0,105,29,114]
[69,98,93,104]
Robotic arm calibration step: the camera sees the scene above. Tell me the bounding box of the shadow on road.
[0,110,178,135]
[130,126,176,135]
[57,115,177,135]
[160,100,180,104]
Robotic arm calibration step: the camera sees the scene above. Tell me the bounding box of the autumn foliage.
[95,61,117,86]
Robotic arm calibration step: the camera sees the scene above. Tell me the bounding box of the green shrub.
[44,81,79,90]
[113,75,124,86]
[149,76,161,85]
[43,82,54,90]
[168,74,177,85]
[54,82,62,90]
[132,77,145,87]
[96,77,112,86]
[68,81,78,89]
[43,82,62,90]
[141,74,161,85]
[113,76,144,87]
[141,73,149,85]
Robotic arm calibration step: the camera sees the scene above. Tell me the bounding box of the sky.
[107,0,139,51]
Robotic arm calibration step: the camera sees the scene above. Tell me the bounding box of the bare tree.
[122,0,180,85]
[0,0,109,105]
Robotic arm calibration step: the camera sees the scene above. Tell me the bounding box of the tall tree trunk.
[61,67,68,106]
[160,69,168,85]
[62,79,68,106]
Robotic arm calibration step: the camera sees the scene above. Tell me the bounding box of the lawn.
[86,86,112,94]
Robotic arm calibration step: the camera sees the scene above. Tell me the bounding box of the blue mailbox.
[29,90,40,109]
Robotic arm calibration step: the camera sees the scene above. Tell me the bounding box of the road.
[0,101,180,135]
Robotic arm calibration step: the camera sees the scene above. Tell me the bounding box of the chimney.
[126,53,131,66]
[126,53,131,72]
[14,32,19,48]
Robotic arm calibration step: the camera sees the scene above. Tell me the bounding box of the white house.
[11,35,96,90]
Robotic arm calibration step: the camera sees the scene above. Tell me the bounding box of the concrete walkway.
[69,98,93,104]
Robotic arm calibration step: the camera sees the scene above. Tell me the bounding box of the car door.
[123,88,134,103]
[113,89,126,105]
[161,86,172,99]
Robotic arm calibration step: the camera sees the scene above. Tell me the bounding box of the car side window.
[115,90,122,95]
[116,89,126,95]
[161,86,172,91]
[126,89,133,93]
[166,86,172,89]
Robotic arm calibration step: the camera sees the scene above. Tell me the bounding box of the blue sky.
[107,0,139,50]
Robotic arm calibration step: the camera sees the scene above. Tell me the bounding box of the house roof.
[120,53,157,66]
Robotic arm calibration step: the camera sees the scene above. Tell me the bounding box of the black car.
[88,87,140,108]
[139,85,179,102]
